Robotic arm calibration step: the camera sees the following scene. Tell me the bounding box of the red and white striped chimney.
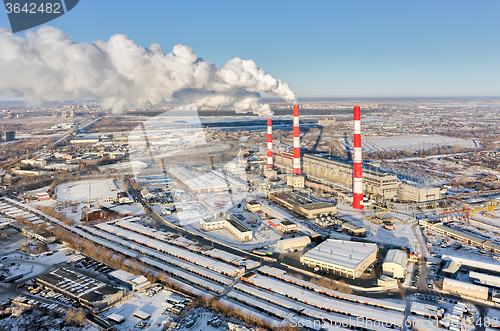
[293,105,301,175]
[353,106,363,209]
[267,118,273,168]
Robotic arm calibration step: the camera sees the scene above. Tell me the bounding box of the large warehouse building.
[169,168,228,193]
[36,267,125,309]
[442,278,488,301]
[382,249,407,279]
[300,239,378,279]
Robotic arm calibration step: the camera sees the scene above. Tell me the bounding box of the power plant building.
[301,154,398,199]
[300,239,378,279]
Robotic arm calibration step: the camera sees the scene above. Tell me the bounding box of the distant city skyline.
[1,0,499,100]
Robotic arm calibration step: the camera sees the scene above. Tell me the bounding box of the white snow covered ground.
[55,179,123,203]
[99,288,189,331]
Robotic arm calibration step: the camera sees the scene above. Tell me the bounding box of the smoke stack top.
[0,27,296,117]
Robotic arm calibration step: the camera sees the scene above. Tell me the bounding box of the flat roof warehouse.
[300,239,378,278]
[36,267,124,308]
[302,240,377,270]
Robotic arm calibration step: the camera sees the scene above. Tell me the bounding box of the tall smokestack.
[267,118,273,168]
[293,105,301,175]
[353,106,363,209]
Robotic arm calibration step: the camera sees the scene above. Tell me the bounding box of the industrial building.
[36,267,125,309]
[440,260,460,279]
[6,131,15,141]
[279,220,297,232]
[108,270,150,290]
[246,200,261,213]
[469,271,500,289]
[276,236,310,252]
[21,158,47,169]
[300,239,378,279]
[169,168,228,193]
[341,222,366,237]
[442,278,488,301]
[427,222,500,254]
[9,221,56,243]
[398,181,441,203]
[382,249,407,279]
[286,174,305,189]
[441,254,500,274]
[70,137,100,144]
[318,118,336,126]
[301,154,399,199]
[267,191,337,219]
[377,275,398,287]
[200,212,253,242]
[136,174,172,185]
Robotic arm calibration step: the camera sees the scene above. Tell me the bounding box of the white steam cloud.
[0,27,297,116]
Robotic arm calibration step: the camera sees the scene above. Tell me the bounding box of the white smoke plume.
[0,27,297,116]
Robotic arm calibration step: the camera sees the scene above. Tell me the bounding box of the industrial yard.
[2,98,500,331]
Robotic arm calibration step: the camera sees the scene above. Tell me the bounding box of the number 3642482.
[5,2,61,14]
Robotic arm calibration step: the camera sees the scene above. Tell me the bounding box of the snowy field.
[336,204,418,250]
[99,288,189,331]
[55,179,123,203]
[360,135,476,152]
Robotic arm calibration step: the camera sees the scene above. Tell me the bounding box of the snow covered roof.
[442,254,500,273]
[383,249,407,267]
[276,236,311,250]
[469,271,500,287]
[132,275,148,285]
[301,239,377,270]
[443,278,489,294]
[109,269,137,281]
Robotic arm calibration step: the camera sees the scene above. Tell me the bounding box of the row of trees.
[290,272,354,294]
[309,276,354,294]
[369,144,469,160]
[35,205,73,225]
[195,296,298,331]
[64,308,87,326]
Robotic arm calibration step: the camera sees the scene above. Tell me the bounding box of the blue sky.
[1,0,499,98]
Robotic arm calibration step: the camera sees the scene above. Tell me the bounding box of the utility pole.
[89,183,92,208]
[25,221,27,248]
